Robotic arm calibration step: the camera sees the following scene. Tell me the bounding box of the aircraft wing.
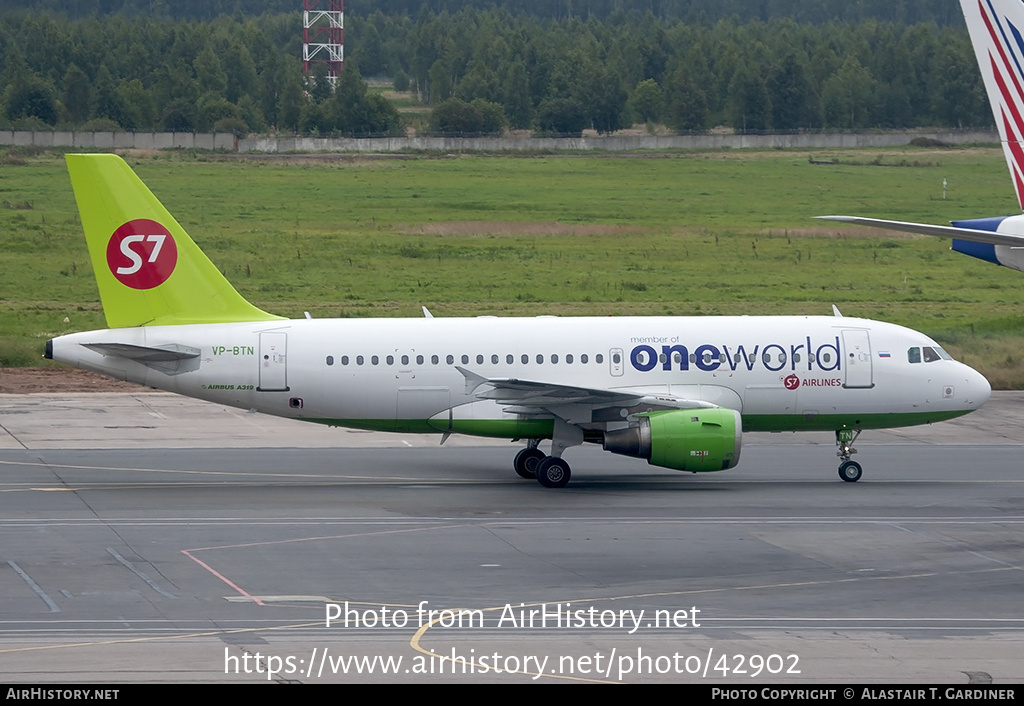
[815,215,1024,248]
[455,366,716,409]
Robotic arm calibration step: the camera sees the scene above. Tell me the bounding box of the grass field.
[3,145,1024,387]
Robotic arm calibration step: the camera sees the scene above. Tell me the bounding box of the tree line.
[0,0,968,26]
[0,8,990,137]
[0,12,400,135]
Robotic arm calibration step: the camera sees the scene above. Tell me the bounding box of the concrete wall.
[0,131,236,151]
[237,129,998,153]
[0,129,998,154]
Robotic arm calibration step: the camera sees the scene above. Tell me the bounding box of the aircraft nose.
[968,365,992,407]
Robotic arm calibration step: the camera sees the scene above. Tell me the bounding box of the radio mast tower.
[303,0,344,86]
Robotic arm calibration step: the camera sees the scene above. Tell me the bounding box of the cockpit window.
[922,346,951,363]
[910,345,954,363]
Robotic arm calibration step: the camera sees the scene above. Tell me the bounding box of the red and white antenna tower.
[303,0,344,86]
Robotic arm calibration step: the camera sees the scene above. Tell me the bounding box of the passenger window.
[536,354,544,364]
[506,354,514,364]
[612,352,621,364]
[431,355,439,365]
[357,355,364,365]
[821,353,831,363]
[658,353,667,364]
[793,353,800,363]
[446,354,454,365]
[491,354,499,364]
[371,355,379,365]
[566,354,574,364]
[386,355,394,365]
[401,355,409,365]
[596,354,604,363]
[552,354,559,363]
[416,355,423,365]
[522,354,529,364]
[476,354,484,364]
[341,356,349,365]
[581,354,589,364]
[326,355,334,366]
[461,355,469,364]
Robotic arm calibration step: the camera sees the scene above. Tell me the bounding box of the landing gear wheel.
[514,447,546,479]
[838,460,863,483]
[536,457,571,488]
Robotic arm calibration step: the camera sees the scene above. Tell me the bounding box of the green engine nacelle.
[602,408,742,472]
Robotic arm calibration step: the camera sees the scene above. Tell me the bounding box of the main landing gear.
[513,445,545,479]
[516,422,581,487]
[513,444,572,488]
[836,429,863,482]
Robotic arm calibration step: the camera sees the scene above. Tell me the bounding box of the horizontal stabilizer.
[80,342,201,375]
[82,342,200,361]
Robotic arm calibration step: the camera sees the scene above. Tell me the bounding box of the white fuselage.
[49,315,989,436]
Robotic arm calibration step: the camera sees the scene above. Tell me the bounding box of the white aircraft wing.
[456,366,716,410]
[815,215,1024,248]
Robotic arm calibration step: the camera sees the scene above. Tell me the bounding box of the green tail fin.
[66,154,284,328]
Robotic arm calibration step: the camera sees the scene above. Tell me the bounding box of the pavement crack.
[0,422,28,450]
[106,547,177,598]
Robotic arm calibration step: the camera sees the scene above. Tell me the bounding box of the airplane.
[818,0,1024,271]
[45,154,991,487]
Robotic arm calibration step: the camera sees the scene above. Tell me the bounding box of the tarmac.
[0,391,1022,684]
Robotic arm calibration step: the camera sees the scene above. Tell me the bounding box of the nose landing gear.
[836,429,862,482]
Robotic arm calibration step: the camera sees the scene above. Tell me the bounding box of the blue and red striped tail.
[964,0,1024,211]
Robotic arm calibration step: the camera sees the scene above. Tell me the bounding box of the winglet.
[66,154,284,328]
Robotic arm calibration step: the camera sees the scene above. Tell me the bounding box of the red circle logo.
[106,219,177,289]
[784,374,801,390]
